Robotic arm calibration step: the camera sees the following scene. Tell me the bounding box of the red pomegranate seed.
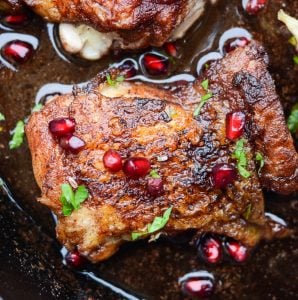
[226,111,246,140]
[225,239,249,263]
[65,249,86,268]
[59,135,85,154]
[244,0,267,15]
[164,42,178,57]
[148,178,164,196]
[181,275,215,298]
[142,53,169,76]
[198,234,223,264]
[49,118,76,137]
[103,149,123,172]
[120,61,137,78]
[4,13,29,26]
[2,40,34,64]
[123,157,151,179]
[212,164,237,189]
[224,37,250,53]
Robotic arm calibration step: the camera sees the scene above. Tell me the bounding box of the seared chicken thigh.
[26,42,297,262]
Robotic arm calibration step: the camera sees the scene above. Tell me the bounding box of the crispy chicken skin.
[1,0,206,48]
[26,42,297,262]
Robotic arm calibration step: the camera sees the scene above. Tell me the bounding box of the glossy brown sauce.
[0,0,297,299]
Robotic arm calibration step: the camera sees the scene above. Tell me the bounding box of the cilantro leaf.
[232,139,251,178]
[106,74,125,87]
[201,79,209,91]
[32,103,43,112]
[0,113,5,121]
[9,120,25,149]
[287,104,298,133]
[131,207,173,241]
[193,93,213,117]
[255,152,265,174]
[60,183,89,216]
[294,55,298,65]
[150,169,160,179]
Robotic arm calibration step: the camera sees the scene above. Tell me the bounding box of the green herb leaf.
[289,36,297,47]
[201,79,209,91]
[287,104,298,133]
[74,185,89,209]
[255,152,265,174]
[149,169,160,179]
[60,183,89,216]
[232,139,251,178]
[243,203,252,220]
[0,112,5,121]
[131,207,172,241]
[294,55,298,65]
[193,92,213,117]
[32,103,43,112]
[106,74,125,87]
[9,120,25,149]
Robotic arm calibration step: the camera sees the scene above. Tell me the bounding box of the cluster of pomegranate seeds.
[49,118,76,137]
[212,163,237,189]
[123,157,151,179]
[198,234,223,264]
[142,53,169,76]
[2,40,34,64]
[59,135,86,154]
[181,275,215,298]
[3,13,29,26]
[65,249,86,268]
[226,111,246,140]
[147,178,164,196]
[224,239,249,263]
[103,149,123,172]
[164,42,178,57]
[49,117,86,154]
[244,0,267,15]
[224,37,250,53]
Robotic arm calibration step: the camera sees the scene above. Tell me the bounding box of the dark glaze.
[0,0,297,299]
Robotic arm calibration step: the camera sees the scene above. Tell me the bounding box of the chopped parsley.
[294,55,298,65]
[150,169,160,179]
[201,79,209,91]
[255,152,265,174]
[193,93,213,117]
[232,139,251,178]
[0,113,5,121]
[32,103,43,112]
[131,207,172,241]
[287,104,298,133]
[106,74,125,87]
[9,120,25,149]
[60,183,89,216]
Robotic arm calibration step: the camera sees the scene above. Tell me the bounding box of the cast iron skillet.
[0,0,297,299]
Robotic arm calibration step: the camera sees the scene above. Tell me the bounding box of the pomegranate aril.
[181,275,215,298]
[225,239,249,263]
[2,40,34,64]
[123,157,151,179]
[224,37,250,53]
[197,234,223,264]
[65,249,86,268]
[243,0,267,15]
[49,118,76,137]
[212,163,237,189]
[148,178,164,196]
[120,61,137,78]
[59,135,85,154]
[226,111,246,140]
[142,53,169,76]
[4,13,29,26]
[164,42,178,57]
[103,149,123,172]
